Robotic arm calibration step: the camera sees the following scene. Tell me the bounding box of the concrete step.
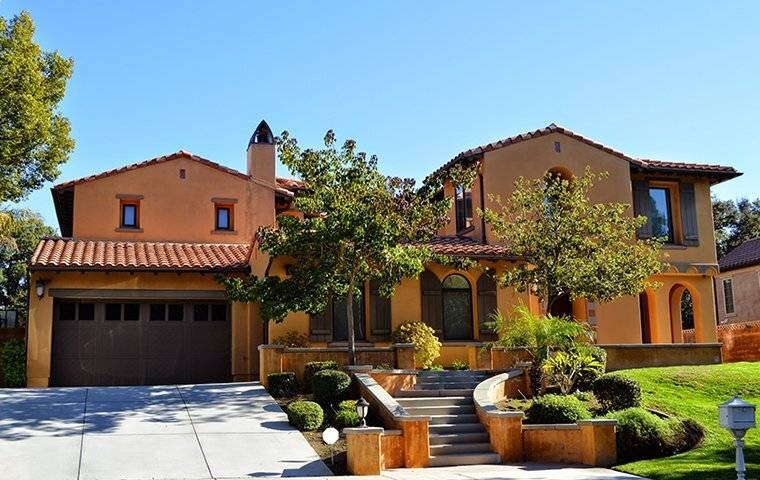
[396,396,472,407]
[429,452,501,467]
[429,414,479,425]
[418,371,492,378]
[428,422,486,434]
[403,404,475,416]
[415,381,482,390]
[430,442,495,455]
[396,388,474,398]
[429,432,490,445]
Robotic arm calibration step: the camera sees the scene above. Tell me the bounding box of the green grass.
[613,362,760,480]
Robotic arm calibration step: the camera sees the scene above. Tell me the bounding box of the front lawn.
[614,362,760,480]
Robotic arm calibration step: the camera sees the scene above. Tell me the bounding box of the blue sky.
[3,1,759,230]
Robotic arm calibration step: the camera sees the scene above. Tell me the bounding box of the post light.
[355,397,370,427]
[35,279,45,299]
[322,427,339,465]
[719,396,756,480]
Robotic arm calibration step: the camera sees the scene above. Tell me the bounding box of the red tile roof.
[432,124,740,183]
[425,236,514,259]
[30,238,251,272]
[52,150,303,198]
[719,238,760,272]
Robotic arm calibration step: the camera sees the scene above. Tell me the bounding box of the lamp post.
[355,397,369,427]
[719,396,756,480]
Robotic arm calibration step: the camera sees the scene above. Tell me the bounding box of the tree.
[713,197,760,258]
[220,130,449,364]
[481,168,665,313]
[0,209,55,323]
[1,11,74,203]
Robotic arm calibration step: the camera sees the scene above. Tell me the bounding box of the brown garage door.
[51,300,231,386]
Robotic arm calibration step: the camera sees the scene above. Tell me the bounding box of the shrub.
[312,369,351,407]
[451,359,469,371]
[272,330,309,348]
[426,364,444,371]
[1,340,25,387]
[267,372,298,398]
[374,362,393,370]
[542,349,604,394]
[286,400,324,431]
[303,360,340,393]
[573,345,607,391]
[524,394,592,424]
[391,321,441,368]
[332,400,361,429]
[593,374,642,412]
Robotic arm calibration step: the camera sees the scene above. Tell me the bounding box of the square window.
[210,304,227,322]
[193,304,209,321]
[105,303,122,321]
[124,303,140,321]
[59,302,76,321]
[149,304,165,321]
[167,304,183,321]
[121,203,139,228]
[78,303,95,321]
[216,206,232,231]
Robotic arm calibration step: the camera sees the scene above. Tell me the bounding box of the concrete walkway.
[0,382,331,479]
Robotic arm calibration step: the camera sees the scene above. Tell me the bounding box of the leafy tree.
[1,11,74,203]
[713,197,760,258]
[481,168,665,312]
[0,209,55,323]
[220,131,449,364]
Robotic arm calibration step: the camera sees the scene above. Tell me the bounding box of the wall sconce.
[355,397,370,427]
[35,279,46,299]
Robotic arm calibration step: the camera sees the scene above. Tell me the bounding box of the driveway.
[0,382,332,480]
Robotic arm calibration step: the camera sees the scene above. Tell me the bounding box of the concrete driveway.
[0,382,332,480]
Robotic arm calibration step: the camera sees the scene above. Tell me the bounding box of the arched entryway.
[639,290,656,344]
[549,293,573,318]
[669,283,701,343]
[442,274,473,340]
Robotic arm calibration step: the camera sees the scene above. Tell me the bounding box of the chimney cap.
[249,120,274,146]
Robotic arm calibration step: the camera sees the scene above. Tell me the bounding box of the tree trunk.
[346,288,357,365]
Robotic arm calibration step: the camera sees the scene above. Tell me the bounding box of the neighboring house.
[715,238,760,324]
[26,122,740,387]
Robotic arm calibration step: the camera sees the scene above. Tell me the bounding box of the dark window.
[59,302,76,321]
[105,303,122,321]
[124,303,140,321]
[78,303,95,321]
[210,304,226,322]
[193,304,209,321]
[441,274,473,340]
[455,185,473,232]
[333,292,365,342]
[167,304,183,321]
[149,304,165,321]
[724,279,735,315]
[121,203,138,228]
[216,206,231,230]
[648,187,674,243]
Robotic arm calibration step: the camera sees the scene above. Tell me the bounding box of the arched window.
[442,274,473,340]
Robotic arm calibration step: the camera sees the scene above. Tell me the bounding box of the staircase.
[396,370,501,467]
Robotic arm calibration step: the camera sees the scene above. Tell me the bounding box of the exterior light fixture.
[35,279,46,299]
[719,396,756,480]
[355,397,370,427]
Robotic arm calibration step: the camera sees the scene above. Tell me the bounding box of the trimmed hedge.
[267,372,298,398]
[286,401,324,431]
[607,407,705,462]
[312,369,351,407]
[525,394,592,424]
[332,400,361,429]
[1,340,25,387]
[593,374,642,412]
[303,360,340,393]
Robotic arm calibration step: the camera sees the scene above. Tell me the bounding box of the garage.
[51,299,231,386]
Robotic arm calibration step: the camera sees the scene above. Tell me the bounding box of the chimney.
[247,120,275,184]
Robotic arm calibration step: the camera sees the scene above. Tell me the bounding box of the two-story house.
[26,122,740,387]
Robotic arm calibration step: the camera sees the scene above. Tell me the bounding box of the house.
[26,122,740,387]
[715,238,760,324]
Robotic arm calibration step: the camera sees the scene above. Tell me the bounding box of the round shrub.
[286,401,324,431]
[391,322,441,368]
[303,360,340,393]
[525,394,592,424]
[272,330,310,348]
[267,372,298,398]
[592,374,642,412]
[607,407,672,462]
[312,369,351,407]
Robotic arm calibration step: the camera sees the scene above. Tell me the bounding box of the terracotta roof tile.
[432,124,740,184]
[52,150,303,198]
[424,236,514,259]
[30,238,251,272]
[719,238,760,272]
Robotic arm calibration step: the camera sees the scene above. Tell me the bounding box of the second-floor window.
[723,278,735,315]
[215,205,232,231]
[120,202,139,229]
[648,187,674,243]
[633,180,699,246]
[455,185,473,232]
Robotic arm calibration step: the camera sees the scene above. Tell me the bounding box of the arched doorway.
[549,293,573,318]
[639,292,653,344]
[669,283,700,343]
[442,274,473,340]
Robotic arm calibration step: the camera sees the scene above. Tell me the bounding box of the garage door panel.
[101,358,143,386]
[145,325,184,358]
[102,323,141,356]
[52,356,99,387]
